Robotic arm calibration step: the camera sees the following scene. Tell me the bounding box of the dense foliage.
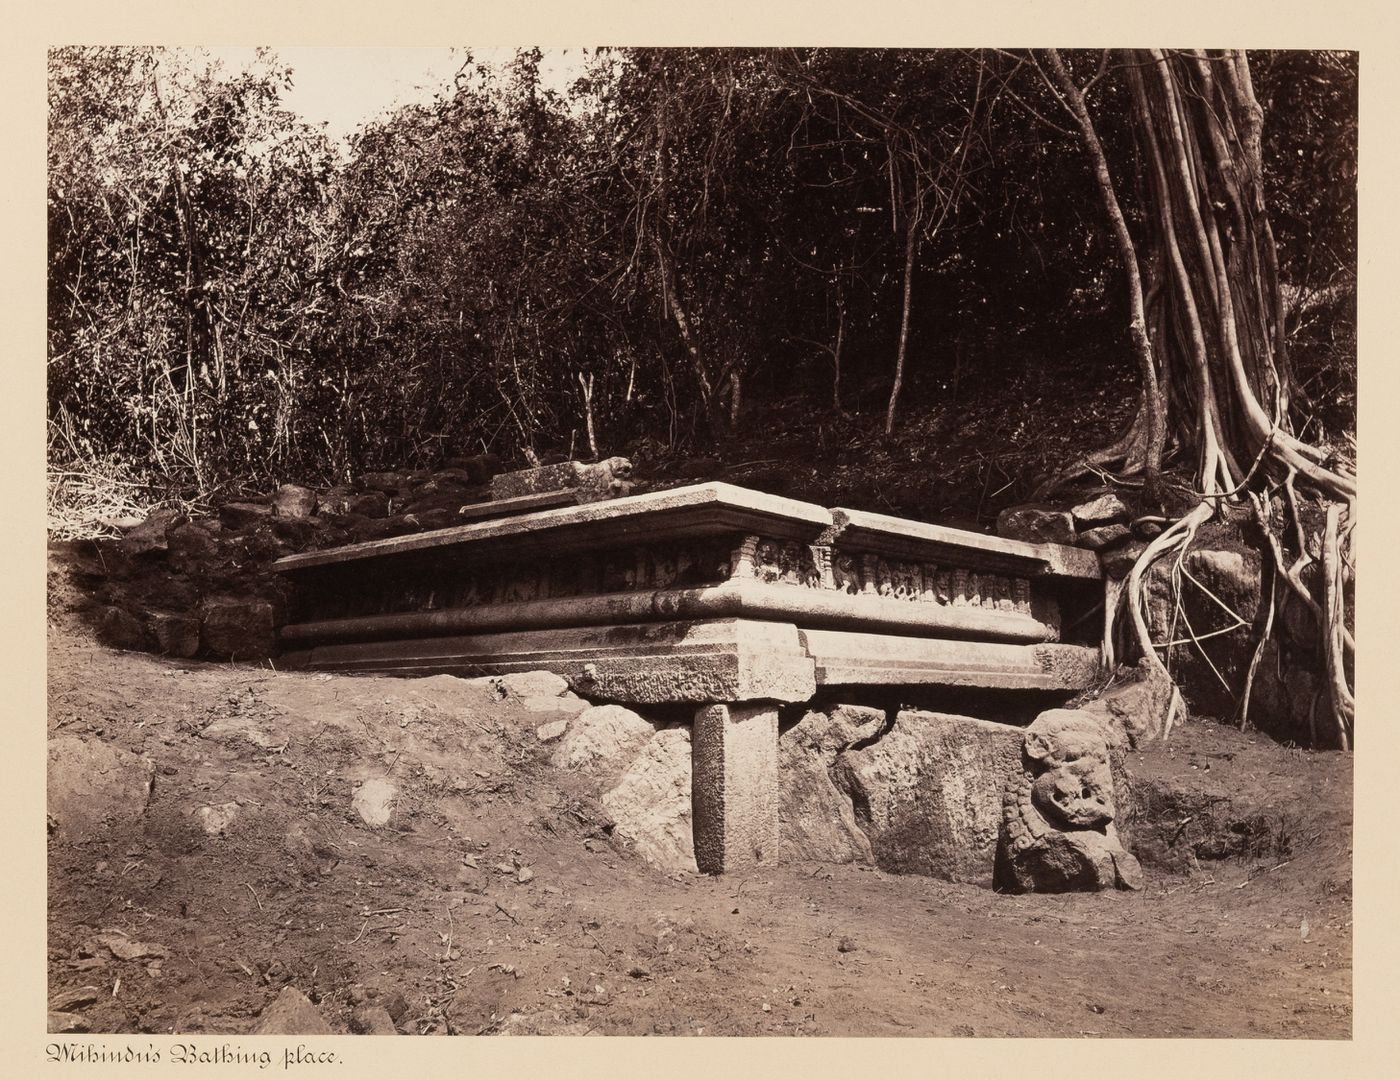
[47,47,1357,496]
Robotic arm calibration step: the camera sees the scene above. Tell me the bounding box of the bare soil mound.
[47,559,1350,1038]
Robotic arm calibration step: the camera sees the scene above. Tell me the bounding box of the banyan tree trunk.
[1042,49,1356,747]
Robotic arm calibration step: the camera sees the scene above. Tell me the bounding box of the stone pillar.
[691,703,779,874]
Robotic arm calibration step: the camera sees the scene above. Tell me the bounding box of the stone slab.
[455,489,581,522]
[831,507,1100,581]
[281,618,1098,698]
[798,628,1101,691]
[490,457,632,503]
[278,618,818,704]
[835,710,1024,885]
[692,703,779,873]
[273,482,834,574]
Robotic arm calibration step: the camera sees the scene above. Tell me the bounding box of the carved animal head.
[1023,711,1116,830]
[1031,756,1114,829]
[602,456,633,479]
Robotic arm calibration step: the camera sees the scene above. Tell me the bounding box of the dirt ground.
[46,563,1352,1039]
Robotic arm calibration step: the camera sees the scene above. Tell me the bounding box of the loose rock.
[535,719,569,742]
[193,802,241,836]
[996,505,1076,545]
[49,986,101,1012]
[351,777,398,827]
[49,1011,89,1033]
[252,986,334,1035]
[1078,523,1131,551]
[349,1004,399,1035]
[1071,492,1132,527]
[271,483,317,519]
[552,704,657,776]
[495,670,570,699]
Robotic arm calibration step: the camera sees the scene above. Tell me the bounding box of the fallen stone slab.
[490,457,634,504]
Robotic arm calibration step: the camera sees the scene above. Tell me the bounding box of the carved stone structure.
[996,709,1143,892]
[274,482,1102,874]
[489,456,634,504]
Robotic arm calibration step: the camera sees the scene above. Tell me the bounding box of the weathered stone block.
[997,505,1076,545]
[166,520,220,573]
[199,597,276,660]
[1102,539,1148,579]
[602,726,698,874]
[272,483,317,519]
[218,501,272,531]
[150,611,200,658]
[489,457,634,504]
[777,705,884,864]
[348,490,391,518]
[96,605,147,650]
[692,703,779,874]
[1078,523,1131,551]
[835,710,1023,885]
[1146,545,1262,719]
[1071,492,1132,527]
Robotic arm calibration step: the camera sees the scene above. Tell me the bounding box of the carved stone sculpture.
[996,710,1143,893]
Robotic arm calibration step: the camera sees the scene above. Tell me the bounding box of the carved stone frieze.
[297,530,1039,625]
[735,534,1034,615]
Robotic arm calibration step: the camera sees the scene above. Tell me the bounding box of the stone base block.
[799,629,1099,691]
[692,703,779,874]
[278,618,817,705]
[835,710,1024,885]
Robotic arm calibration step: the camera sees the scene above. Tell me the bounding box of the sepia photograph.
[44,41,1356,1042]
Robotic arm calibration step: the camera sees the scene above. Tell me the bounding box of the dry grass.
[46,457,164,541]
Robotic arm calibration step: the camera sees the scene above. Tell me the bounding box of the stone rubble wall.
[997,487,1323,742]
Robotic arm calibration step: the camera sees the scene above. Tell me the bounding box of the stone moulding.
[277,617,1101,703]
[279,618,820,704]
[274,483,1098,649]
